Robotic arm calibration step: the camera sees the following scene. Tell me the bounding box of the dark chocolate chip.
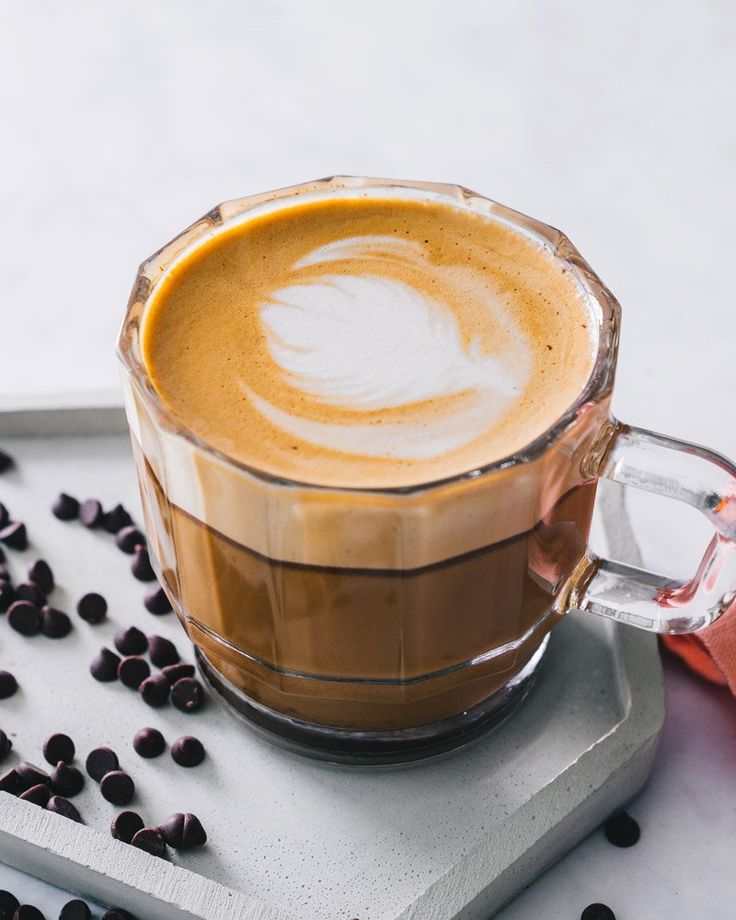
[47,795,83,823]
[12,906,46,920]
[90,648,120,682]
[581,905,616,920]
[0,671,18,699]
[0,451,13,474]
[43,733,75,766]
[111,809,145,843]
[52,494,79,521]
[79,499,103,529]
[171,735,205,767]
[131,826,166,859]
[130,546,155,582]
[59,900,92,920]
[77,592,107,624]
[114,626,148,657]
[50,762,84,798]
[162,663,195,685]
[0,506,8,529]
[143,585,172,615]
[7,601,41,636]
[0,522,27,551]
[159,812,207,850]
[139,673,170,708]
[101,911,137,920]
[115,526,145,554]
[19,783,50,807]
[171,677,204,713]
[0,730,12,763]
[14,583,46,607]
[15,762,49,791]
[148,635,179,668]
[100,770,135,806]
[132,727,165,759]
[85,747,119,782]
[27,559,54,594]
[40,606,72,638]
[0,583,15,612]
[118,656,150,690]
[102,504,133,534]
[0,768,20,795]
[0,889,20,919]
[604,811,640,848]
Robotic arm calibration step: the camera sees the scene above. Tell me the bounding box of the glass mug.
[118,177,736,763]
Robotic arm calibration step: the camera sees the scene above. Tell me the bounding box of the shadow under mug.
[118,177,736,764]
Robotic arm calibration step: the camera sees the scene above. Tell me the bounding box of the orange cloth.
[662,599,736,693]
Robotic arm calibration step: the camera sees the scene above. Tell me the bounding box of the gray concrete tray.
[0,402,665,920]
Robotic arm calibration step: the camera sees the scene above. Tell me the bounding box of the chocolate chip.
[0,768,20,795]
[143,585,172,615]
[0,506,8,529]
[40,606,72,638]
[52,494,79,521]
[114,626,148,657]
[0,671,18,699]
[77,592,107,624]
[115,526,145,554]
[111,809,144,843]
[0,521,27,551]
[604,811,640,848]
[16,762,49,791]
[12,906,46,920]
[0,730,12,763]
[0,583,14,613]
[132,727,165,758]
[59,900,92,920]
[131,826,166,859]
[43,733,75,765]
[139,673,170,708]
[27,559,54,594]
[131,546,155,582]
[100,770,135,806]
[162,663,195,685]
[101,911,137,920]
[158,812,207,850]
[171,735,205,767]
[85,747,119,782]
[581,905,616,920]
[47,795,83,823]
[79,499,103,529]
[14,583,46,607]
[19,783,50,807]
[0,889,20,918]
[102,504,133,534]
[118,656,150,690]
[8,601,41,636]
[148,635,179,668]
[90,648,120,682]
[0,451,13,474]
[171,677,204,713]
[50,763,84,798]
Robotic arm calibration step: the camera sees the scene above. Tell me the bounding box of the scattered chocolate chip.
[0,451,13,474]
[115,526,145,554]
[159,812,207,850]
[143,585,172,615]
[114,626,148,657]
[118,656,150,690]
[100,770,135,806]
[79,499,104,529]
[7,601,41,636]
[43,733,75,765]
[77,592,107,624]
[19,783,50,807]
[171,735,205,767]
[0,768,20,795]
[52,494,79,521]
[0,889,20,918]
[85,747,119,782]
[111,809,145,843]
[581,905,616,920]
[0,506,8,529]
[162,663,195,685]
[14,583,46,607]
[148,635,179,668]
[40,606,72,638]
[0,583,15,612]
[0,522,27,551]
[171,677,204,713]
[102,504,133,534]
[16,762,49,791]
[27,559,54,594]
[90,648,121,682]
[0,730,11,763]
[102,909,137,920]
[131,826,166,859]
[132,727,165,759]
[604,810,640,847]
[131,546,155,582]
[50,762,84,798]
[12,906,46,920]
[59,900,92,920]
[0,671,18,699]
[139,673,170,708]
[47,795,83,823]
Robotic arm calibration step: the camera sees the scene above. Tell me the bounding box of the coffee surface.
[141,195,597,488]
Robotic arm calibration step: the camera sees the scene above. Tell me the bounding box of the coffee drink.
[126,184,604,748]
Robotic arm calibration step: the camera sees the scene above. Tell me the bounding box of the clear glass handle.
[566,423,736,634]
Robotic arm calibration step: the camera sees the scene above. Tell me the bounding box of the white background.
[1,2,735,918]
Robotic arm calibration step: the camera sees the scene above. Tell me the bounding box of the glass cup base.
[196,636,549,765]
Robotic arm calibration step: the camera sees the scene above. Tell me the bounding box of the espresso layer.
[141,193,597,488]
